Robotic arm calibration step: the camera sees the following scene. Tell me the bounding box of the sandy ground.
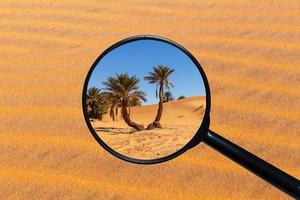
[0,1,300,199]
[91,97,205,160]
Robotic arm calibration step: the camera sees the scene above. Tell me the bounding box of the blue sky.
[87,39,206,105]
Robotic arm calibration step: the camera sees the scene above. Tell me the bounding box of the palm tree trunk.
[148,83,163,129]
[121,98,144,131]
[115,105,119,121]
[110,104,116,121]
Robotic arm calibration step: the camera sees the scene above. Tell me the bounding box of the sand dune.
[91,97,205,159]
[0,1,299,199]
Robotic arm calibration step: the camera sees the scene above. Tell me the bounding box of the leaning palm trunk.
[121,98,144,131]
[115,105,119,121]
[148,83,163,129]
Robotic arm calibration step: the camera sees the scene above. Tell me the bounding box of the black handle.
[203,130,300,199]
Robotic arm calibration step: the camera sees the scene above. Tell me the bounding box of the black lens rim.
[82,35,211,164]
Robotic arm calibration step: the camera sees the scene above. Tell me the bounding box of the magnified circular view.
[83,37,207,161]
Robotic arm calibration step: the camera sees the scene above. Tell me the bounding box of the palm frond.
[129,91,147,102]
[144,65,175,96]
[168,82,174,88]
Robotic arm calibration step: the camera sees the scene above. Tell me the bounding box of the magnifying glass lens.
[84,38,207,161]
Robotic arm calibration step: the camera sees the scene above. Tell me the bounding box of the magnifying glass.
[82,35,300,198]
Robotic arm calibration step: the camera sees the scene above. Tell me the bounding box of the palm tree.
[144,65,175,129]
[115,103,121,120]
[102,92,121,122]
[110,98,118,121]
[86,87,108,120]
[94,98,109,120]
[163,91,174,102]
[86,87,101,120]
[177,95,185,100]
[102,73,146,131]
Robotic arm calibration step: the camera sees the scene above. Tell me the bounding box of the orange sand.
[91,97,205,159]
[0,1,299,199]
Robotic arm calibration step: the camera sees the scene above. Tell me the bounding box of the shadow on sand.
[93,125,184,135]
[94,127,136,135]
